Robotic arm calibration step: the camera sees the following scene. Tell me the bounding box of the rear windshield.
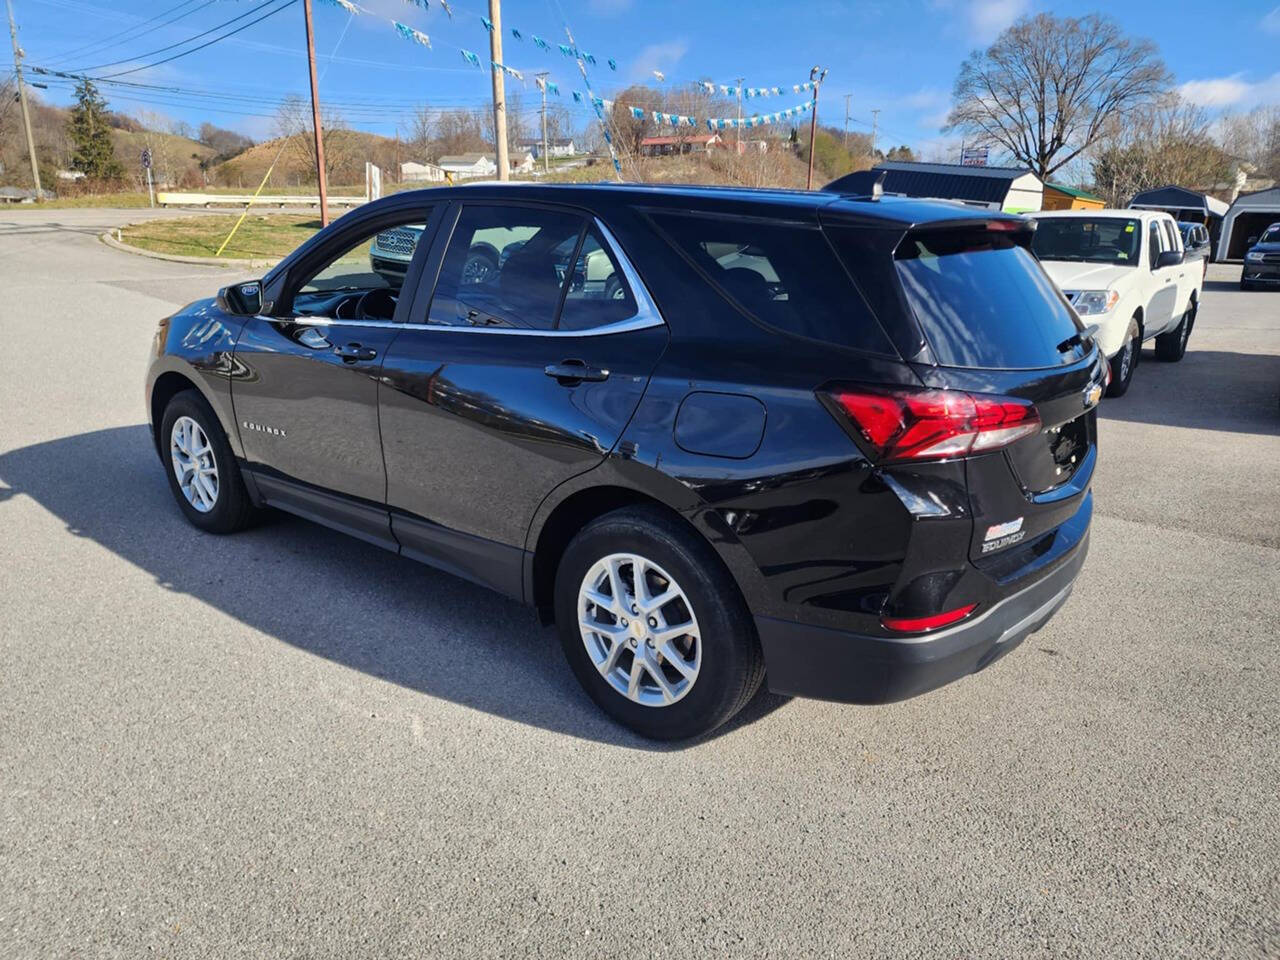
[895,231,1083,369]
[1031,217,1141,265]
[648,213,895,355]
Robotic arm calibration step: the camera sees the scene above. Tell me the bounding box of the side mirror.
[216,280,263,316]
[1248,236,1259,246]
[1156,250,1183,269]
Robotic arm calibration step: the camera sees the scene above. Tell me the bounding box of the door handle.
[544,359,610,384]
[335,342,377,362]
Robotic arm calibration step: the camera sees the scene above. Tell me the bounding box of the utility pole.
[6,0,42,199]
[734,76,744,154]
[301,0,329,226]
[536,71,549,174]
[842,93,851,149]
[805,65,825,190]
[870,108,880,159]
[488,0,509,180]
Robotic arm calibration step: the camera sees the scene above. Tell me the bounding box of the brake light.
[882,603,978,633]
[823,386,1040,462]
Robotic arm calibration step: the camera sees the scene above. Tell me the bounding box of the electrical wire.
[44,0,213,68]
[68,0,296,74]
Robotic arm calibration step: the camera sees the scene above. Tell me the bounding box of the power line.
[44,0,212,67]
[69,0,294,74]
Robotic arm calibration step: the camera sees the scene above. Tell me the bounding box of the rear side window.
[894,231,1082,370]
[648,213,894,355]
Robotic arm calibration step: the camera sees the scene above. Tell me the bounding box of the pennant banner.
[480,15,493,31]
[744,86,783,98]
[320,0,360,13]
[705,99,813,131]
[460,49,481,67]
[392,20,430,47]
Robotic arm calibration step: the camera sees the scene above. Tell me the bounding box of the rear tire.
[1155,302,1194,362]
[1106,318,1141,398]
[554,505,764,740]
[160,390,257,534]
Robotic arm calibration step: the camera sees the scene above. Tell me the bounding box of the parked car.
[1177,221,1211,279]
[1029,209,1202,397]
[146,184,1102,739]
[1240,223,1280,290]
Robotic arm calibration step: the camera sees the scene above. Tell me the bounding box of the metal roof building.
[824,161,1045,213]
[1130,185,1230,257]
[1217,186,1280,262]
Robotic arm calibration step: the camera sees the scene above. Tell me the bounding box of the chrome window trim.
[263,216,665,338]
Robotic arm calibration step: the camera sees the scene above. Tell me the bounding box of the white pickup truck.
[1028,209,1202,397]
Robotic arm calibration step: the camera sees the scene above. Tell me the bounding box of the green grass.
[119,214,330,260]
[37,192,154,209]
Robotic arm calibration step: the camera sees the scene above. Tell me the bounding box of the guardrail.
[156,192,367,208]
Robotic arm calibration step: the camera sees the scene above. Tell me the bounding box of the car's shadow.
[1102,348,1280,435]
[0,426,788,749]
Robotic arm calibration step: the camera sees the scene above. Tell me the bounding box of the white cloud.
[588,0,633,14]
[1262,6,1280,35]
[627,40,688,83]
[968,0,1030,43]
[1180,72,1280,109]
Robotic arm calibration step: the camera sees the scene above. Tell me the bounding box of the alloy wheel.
[578,553,701,707]
[170,416,219,513]
[1119,338,1133,382]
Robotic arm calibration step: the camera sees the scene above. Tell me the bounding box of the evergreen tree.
[67,79,123,179]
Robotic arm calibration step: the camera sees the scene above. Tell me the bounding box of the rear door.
[377,201,667,595]
[882,225,1105,565]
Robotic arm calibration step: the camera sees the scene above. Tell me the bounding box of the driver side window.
[1147,222,1162,270]
[289,211,431,319]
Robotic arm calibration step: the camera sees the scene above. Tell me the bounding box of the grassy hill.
[212,130,401,192]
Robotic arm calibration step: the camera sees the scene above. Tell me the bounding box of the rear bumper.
[756,529,1089,704]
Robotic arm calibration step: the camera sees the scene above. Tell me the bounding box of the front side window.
[1030,217,1141,265]
[426,204,639,332]
[288,211,430,320]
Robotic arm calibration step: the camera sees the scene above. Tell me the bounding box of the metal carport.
[1218,187,1280,262]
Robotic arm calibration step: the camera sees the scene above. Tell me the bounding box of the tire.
[1106,318,1141,398]
[159,390,257,534]
[1155,301,1195,362]
[553,505,765,740]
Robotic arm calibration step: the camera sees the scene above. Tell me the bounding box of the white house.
[437,154,498,180]
[400,160,446,183]
[519,138,578,160]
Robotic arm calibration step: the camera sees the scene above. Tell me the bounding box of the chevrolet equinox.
[146,183,1102,739]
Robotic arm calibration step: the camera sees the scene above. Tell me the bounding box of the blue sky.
[11,0,1280,158]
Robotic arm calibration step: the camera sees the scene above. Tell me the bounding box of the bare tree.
[1090,96,1232,206]
[1220,105,1280,181]
[946,13,1172,179]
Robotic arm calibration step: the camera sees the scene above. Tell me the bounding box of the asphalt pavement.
[1,207,1277,959]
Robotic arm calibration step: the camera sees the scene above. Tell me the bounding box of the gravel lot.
[1,208,1277,959]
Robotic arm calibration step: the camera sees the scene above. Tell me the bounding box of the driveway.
[1,208,1277,958]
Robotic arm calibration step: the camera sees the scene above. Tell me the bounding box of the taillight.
[882,603,977,633]
[822,385,1040,462]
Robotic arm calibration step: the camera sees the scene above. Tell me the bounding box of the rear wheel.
[554,506,764,740]
[1155,301,1195,362]
[160,390,256,534]
[1106,318,1141,397]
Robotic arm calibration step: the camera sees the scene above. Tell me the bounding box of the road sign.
[140,148,152,170]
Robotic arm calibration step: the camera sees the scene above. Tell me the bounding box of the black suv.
[146,183,1102,739]
[1241,222,1280,290]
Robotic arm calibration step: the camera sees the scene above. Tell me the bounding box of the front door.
[232,207,436,545]
[1145,219,1178,335]
[377,201,668,596]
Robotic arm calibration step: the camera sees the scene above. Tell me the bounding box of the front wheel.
[554,506,764,740]
[160,390,257,533]
[1155,302,1195,362]
[1106,319,1141,398]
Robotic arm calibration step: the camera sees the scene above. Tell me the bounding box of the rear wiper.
[1057,323,1099,353]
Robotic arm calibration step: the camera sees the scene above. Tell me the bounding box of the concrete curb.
[99,228,279,270]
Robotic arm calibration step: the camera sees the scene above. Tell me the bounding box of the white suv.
[1029,209,1202,397]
